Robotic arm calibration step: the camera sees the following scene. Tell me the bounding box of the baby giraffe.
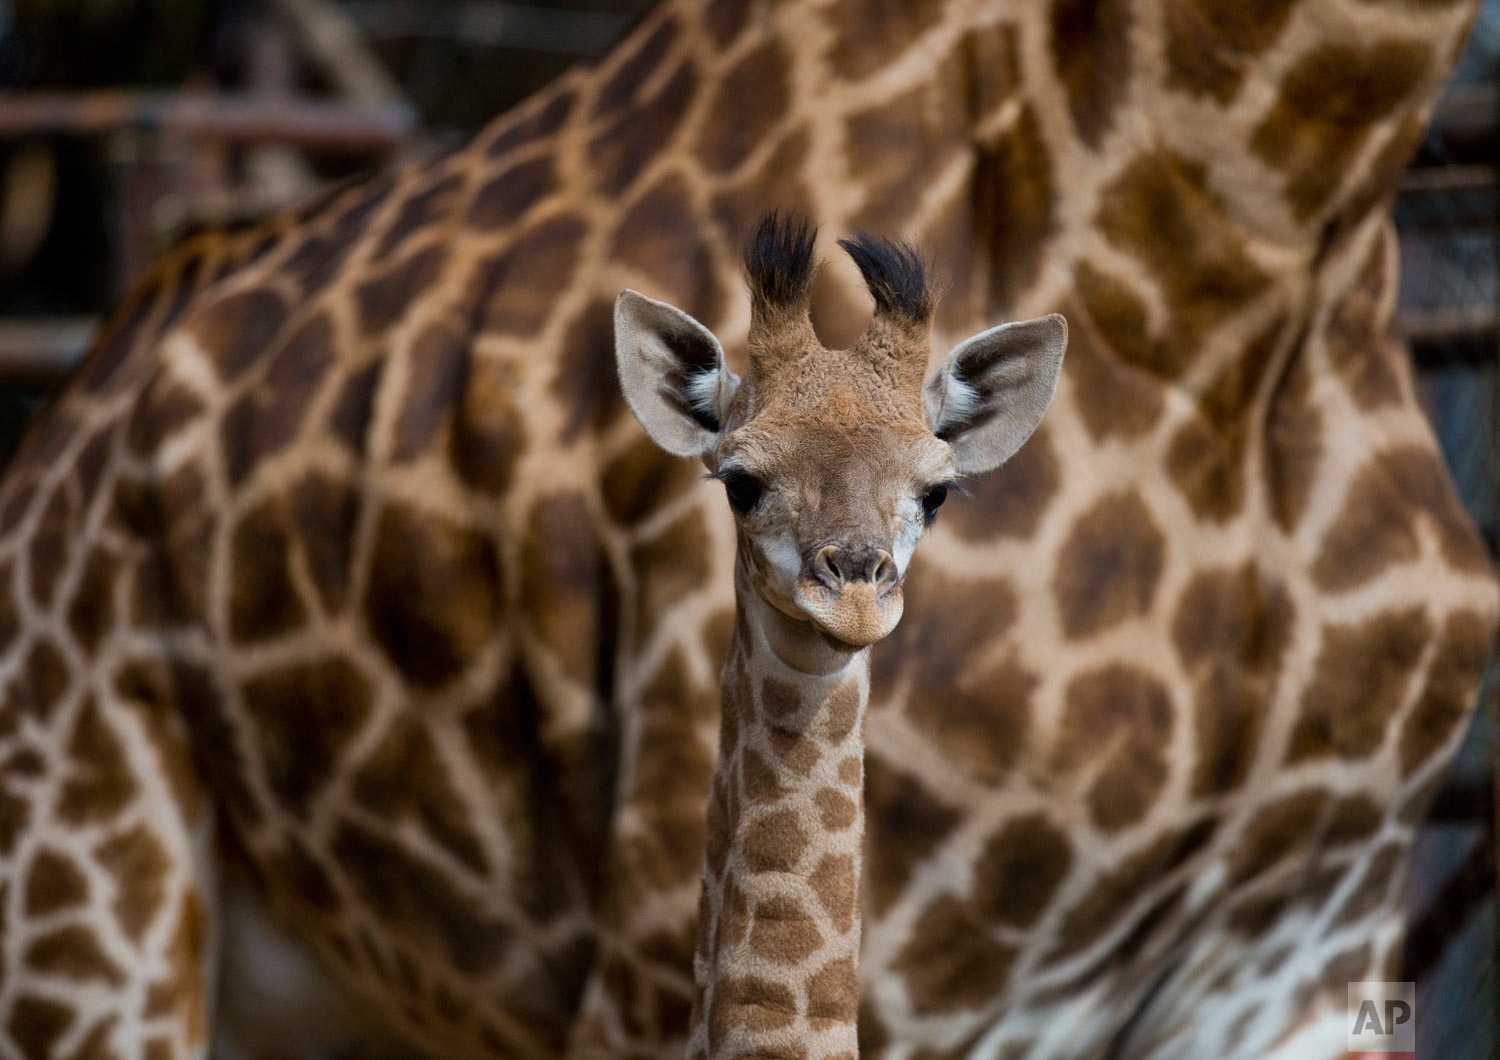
[615,213,1066,1059]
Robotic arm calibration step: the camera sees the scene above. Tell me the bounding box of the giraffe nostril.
[813,545,845,588]
[813,546,896,589]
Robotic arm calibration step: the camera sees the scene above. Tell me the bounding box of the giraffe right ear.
[924,313,1067,475]
[615,289,739,459]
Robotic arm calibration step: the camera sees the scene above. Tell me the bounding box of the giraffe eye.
[921,484,949,524]
[721,471,765,515]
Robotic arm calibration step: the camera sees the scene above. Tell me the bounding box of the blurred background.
[0,0,1495,1053]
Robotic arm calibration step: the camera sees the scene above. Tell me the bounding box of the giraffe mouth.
[792,579,905,648]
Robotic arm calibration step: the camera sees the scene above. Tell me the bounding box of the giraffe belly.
[215,868,425,1060]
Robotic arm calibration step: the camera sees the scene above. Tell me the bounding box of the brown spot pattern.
[392,323,469,461]
[353,714,489,873]
[193,287,289,381]
[1313,446,1491,591]
[893,895,1016,1015]
[972,814,1074,927]
[355,244,449,336]
[711,128,813,251]
[1048,819,1217,962]
[1252,41,1432,220]
[1164,0,1297,104]
[629,507,711,651]
[826,0,945,80]
[1322,237,1403,409]
[59,699,136,824]
[1172,565,1294,794]
[1165,313,1286,521]
[1053,491,1166,639]
[453,353,525,495]
[1096,151,1270,372]
[287,471,360,615]
[864,754,961,915]
[748,894,821,965]
[478,216,588,337]
[708,975,797,1042]
[243,656,372,818]
[601,434,703,526]
[4,637,69,726]
[808,853,857,933]
[364,503,501,689]
[1066,272,1163,441]
[1286,608,1431,763]
[742,809,808,874]
[589,60,697,196]
[697,40,789,173]
[332,821,508,975]
[8,995,73,1060]
[25,925,125,986]
[975,105,1056,310]
[228,499,306,644]
[95,823,170,943]
[553,298,625,444]
[806,956,858,1030]
[1229,790,1328,884]
[880,570,1032,785]
[815,787,857,831]
[1056,665,1174,830]
[521,492,617,700]
[24,849,88,916]
[1263,340,1322,531]
[1051,0,1133,147]
[945,421,1060,541]
[1400,610,1492,776]
[485,89,575,159]
[611,176,727,326]
[221,313,335,486]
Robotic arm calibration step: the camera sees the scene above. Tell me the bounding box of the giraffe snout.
[794,544,905,647]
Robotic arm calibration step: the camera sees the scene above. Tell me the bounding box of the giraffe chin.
[792,581,904,649]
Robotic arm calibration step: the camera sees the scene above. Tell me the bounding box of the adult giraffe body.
[0,0,1494,1058]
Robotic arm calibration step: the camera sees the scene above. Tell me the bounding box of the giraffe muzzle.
[793,545,904,647]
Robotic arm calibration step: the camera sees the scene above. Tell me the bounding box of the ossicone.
[838,230,935,326]
[744,210,820,323]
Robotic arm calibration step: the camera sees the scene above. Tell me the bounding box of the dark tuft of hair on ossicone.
[744,210,820,315]
[837,230,935,324]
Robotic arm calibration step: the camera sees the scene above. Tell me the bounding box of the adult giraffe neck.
[687,562,870,1060]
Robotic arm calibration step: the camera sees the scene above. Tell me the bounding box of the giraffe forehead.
[723,417,949,488]
[749,342,928,415]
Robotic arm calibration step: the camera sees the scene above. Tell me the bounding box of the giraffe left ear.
[615,289,740,459]
[923,313,1067,475]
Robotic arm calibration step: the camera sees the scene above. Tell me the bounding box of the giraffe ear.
[923,313,1067,475]
[615,289,740,459]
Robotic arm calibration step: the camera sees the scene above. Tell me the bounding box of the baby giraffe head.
[616,212,1066,655]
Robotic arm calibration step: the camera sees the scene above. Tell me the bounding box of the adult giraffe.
[0,0,1494,1058]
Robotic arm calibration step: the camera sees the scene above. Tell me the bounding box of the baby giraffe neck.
[686,565,870,1060]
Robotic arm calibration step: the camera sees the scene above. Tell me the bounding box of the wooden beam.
[263,0,409,105]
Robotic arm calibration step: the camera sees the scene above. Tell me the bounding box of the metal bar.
[0,318,95,383]
[1428,86,1499,146]
[1400,309,1500,368]
[342,0,631,55]
[1397,164,1497,194]
[0,92,417,151]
